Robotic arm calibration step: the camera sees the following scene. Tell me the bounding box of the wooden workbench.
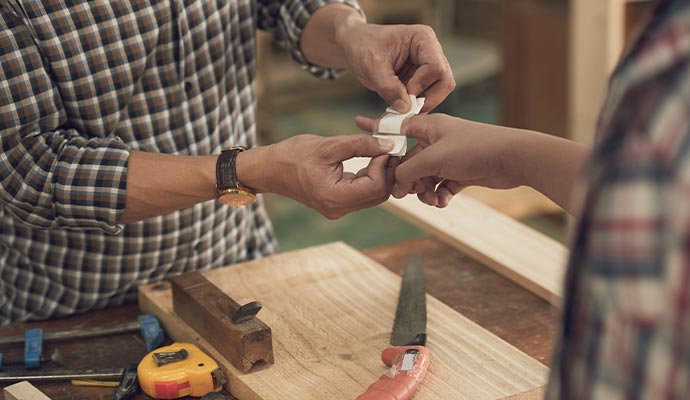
[0,237,558,400]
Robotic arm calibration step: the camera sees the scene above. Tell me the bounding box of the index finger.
[355,116,377,133]
[419,72,456,113]
[405,47,455,111]
[400,115,435,145]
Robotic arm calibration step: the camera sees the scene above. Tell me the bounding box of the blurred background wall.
[254,0,655,252]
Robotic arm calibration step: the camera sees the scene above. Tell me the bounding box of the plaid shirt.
[0,0,360,325]
[547,0,690,398]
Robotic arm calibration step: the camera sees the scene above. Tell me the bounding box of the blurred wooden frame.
[569,0,655,144]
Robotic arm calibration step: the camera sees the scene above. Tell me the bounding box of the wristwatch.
[215,146,257,206]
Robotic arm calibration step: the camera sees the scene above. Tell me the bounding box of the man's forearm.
[119,133,392,223]
[119,151,218,223]
[300,3,364,68]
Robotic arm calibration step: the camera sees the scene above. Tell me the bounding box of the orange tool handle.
[356,346,430,400]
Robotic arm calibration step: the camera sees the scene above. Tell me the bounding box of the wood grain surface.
[0,237,558,400]
[139,242,549,400]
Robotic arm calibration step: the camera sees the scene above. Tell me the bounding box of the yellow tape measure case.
[137,342,225,399]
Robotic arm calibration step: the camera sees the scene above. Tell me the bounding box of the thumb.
[367,66,410,113]
[325,134,394,160]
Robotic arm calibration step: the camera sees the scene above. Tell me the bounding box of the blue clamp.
[138,314,164,351]
[24,328,43,369]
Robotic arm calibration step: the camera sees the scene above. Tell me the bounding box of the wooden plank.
[382,194,568,307]
[139,243,548,400]
[569,0,625,145]
[460,186,561,220]
[4,381,52,400]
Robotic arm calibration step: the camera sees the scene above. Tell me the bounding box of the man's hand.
[337,21,455,113]
[238,134,395,219]
[300,4,455,113]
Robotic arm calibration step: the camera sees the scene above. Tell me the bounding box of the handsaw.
[356,255,431,400]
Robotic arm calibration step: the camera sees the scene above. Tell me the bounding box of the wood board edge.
[382,195,567,307]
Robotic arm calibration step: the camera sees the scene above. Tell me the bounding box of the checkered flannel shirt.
[547,0,690,398]
[0,0,361,325]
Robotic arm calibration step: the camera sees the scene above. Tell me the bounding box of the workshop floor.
[261,79,566,252]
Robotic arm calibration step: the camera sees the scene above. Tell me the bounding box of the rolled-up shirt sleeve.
[257,0,364,79]
[0,9,129,234]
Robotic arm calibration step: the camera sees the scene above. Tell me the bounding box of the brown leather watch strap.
[216,147,244,190]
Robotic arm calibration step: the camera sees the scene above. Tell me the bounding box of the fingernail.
[392,184,406,198]
[393,99,409,113]
[376,137,394,150]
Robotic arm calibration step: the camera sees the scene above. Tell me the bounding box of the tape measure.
[137,343,226,399]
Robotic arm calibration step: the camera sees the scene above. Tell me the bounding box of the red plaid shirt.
[547,0,690,398]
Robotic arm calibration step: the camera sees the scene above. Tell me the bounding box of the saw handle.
[356,346,430,400]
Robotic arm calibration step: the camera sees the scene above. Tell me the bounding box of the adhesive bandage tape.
[373,95,424,156]
[374,134,407,157]
[377,95,425,135]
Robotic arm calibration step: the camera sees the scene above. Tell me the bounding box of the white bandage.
[373,95,425,156]
[378,95,425,134]
[373,134,407,156]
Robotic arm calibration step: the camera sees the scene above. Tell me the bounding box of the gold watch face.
[217,188,257,206]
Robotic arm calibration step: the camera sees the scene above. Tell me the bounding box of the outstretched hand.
[336,20,455,113]
[242,134,396,219]
[355,114,521,208]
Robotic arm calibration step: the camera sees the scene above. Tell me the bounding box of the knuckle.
[429,63,445,76]
[418,24,436,37]
[443,73,456,91]
[377,80,398,94]
[294,134,321,150]
[353,133,369,146]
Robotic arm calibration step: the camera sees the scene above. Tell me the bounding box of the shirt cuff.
[278,0,365,79]
[52,136,130,234]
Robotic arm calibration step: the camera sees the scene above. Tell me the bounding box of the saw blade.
[390,255,427,347]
